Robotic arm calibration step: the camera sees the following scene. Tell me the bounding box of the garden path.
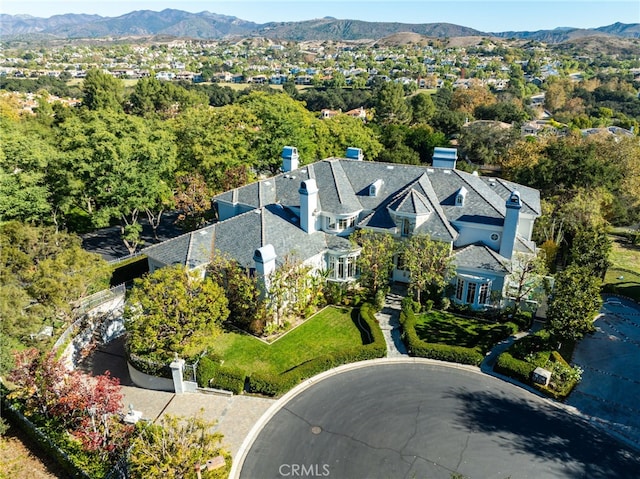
[375,285,409,357]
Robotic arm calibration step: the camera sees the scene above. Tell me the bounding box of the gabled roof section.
[388,188,432,215]
[453,244,510,274]
[144,231,192,267]
[312,159,362,215]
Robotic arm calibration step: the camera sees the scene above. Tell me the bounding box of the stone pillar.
[170,357,186,394]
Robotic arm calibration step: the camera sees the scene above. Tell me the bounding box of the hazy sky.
[2,1,639,32]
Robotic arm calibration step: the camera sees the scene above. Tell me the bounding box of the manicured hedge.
[196,357,246,394]
[211,366,246,394]
[247,304,386,396]
[127,352,172,379]
[196,356,218,388]
[494,352,536,383]
[399,305,484,366]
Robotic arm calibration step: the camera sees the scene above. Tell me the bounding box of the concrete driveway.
[566,295,640,450]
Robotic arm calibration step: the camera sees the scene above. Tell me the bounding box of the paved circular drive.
[239,362,640,479]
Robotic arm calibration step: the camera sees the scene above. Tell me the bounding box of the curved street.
[237,361,640,479]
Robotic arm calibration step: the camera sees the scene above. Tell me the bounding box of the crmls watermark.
[278,464,330,477]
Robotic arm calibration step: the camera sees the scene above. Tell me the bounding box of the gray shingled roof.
[453,244,509,273]
[165,157,541,273]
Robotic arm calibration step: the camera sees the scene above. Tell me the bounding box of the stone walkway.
[375,286,409,357]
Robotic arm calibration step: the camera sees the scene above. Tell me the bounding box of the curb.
[228,357,581,479]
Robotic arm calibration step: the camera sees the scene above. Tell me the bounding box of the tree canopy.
[124,265,229,361]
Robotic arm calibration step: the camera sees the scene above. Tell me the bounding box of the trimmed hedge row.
[196,357,245,394]
[494,352,536,383]
[247,304,387,397]
[495,343,579,401]
[127,352,172,379]
[399,306,484,366]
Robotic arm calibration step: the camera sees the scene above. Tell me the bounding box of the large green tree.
[0,221,110,373]
[547,264,602,343]
[373,81,411,125]
[0,117,56,223]
[81,68,124,111]
[402,235,454,304]
[568,226,612,279]
[124,265,229,361]
[352,230,397,304]
[53,110,177,251]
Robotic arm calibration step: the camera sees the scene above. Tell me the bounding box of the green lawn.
[603,235,640,301]
[209,306,364,376]
[414,310,514,354]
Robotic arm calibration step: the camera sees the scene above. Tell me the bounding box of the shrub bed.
[399,306,485,366]
[494,352,536,383]
[494,333,581,401]
[127,352,172,379]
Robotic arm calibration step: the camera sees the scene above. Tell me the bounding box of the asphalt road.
[239,363,640,479]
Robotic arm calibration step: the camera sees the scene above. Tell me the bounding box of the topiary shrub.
[210,366,246,394]
[196,356,219,388]
[494,352,537,383]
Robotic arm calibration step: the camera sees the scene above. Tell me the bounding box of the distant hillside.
[492,22,640,42]
[0,9,638,43]
[255,18,483,41]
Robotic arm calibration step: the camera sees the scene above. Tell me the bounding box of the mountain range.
[1,9,639,43]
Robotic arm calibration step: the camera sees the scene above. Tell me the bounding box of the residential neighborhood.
[2,6,640,479]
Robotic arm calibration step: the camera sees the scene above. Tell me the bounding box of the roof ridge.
[414,173,459,239]
[329,160,345,205]
[260,206,266,247]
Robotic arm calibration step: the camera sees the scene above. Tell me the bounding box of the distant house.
[320,108,340,119]
[345,107,367,121]
[144,147,540,309]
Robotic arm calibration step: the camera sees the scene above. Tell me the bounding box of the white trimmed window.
[328,253,359,281]
[454,275,493,306]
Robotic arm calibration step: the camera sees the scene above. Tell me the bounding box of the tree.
[402,235,454,304]
[173,172,214,231]
[352,230,397,302]
[207,253,266,334]
[129,77,207,118]
[373,81,411,125]
[405,125,448,164]
[409,92,436,124]
[81,68,124,111]
[171,104,260,189]
[505,252,549,315]
[547,264,602,343]
[8,349,132,463]
[0,222,111,373]
[568,226,611,279]
[451,85,496,117]
[458,122,517,165]
[0,117,56,223]
[124,265,229,362]
[128,412,231,479]
[53,110,177,251]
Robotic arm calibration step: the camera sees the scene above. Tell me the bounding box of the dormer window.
[455,186,468,207]
[369,179,384,197]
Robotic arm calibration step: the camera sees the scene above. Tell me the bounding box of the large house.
[144,147,541,309]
